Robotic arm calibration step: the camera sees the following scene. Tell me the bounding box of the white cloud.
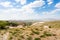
[0,8,60,20]
[27,0,45,8]
[21,0,45,13]
[47,0,53,5]
[41,9,60,20]
[48,2,52,4]
[0,1,12,7]
[55,2,60,8]
[15,0,26,5]
[42,9,60,15]
[15,0,20,2]
[0,8,41,20]
[0,0,47,20]
[51,9,60,14]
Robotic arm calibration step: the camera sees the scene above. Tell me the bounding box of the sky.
[0,0,60,20]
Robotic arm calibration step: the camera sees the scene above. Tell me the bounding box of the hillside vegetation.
[0,21,60,40]
[43,21,60,28]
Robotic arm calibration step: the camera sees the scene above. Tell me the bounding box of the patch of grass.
[9,36,13,40]
[40,35,46,38]
[12,31,17,35]
[27,36,32,40]
[20,35,24,39]
[30,33,34,35]
[43,31,52,36]
[31,29,40,35]
[40,31,55,38]
[34,38,41,40]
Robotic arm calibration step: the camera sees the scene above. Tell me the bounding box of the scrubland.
[0,21,60,40]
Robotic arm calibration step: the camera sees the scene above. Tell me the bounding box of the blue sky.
[0,0,60,20]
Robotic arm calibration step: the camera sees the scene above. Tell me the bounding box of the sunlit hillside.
[0,21,60,40]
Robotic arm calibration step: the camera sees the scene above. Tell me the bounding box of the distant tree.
[0,21,9,29]
[9,22,19,27]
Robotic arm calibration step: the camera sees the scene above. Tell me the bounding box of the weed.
[27,36,32,40]
[34,38,41,40]
[31,29,39,35]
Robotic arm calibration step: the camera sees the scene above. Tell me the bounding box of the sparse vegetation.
[31,29,40,35]
[8,22,19,26]
[40,34,46,38]
[0,21,60,40]
[27,36,32,40]
[43,31,52,36]
[34,38,41,40]
[0,21,9,29]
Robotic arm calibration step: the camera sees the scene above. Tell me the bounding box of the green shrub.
[0,21,9,29]
[31,29,39,35]
[49,26,51,28]
[44,31,52,36]
[40,35,46,38]
[30,33,34,35]
[40,31,54,38]
[27,36,32,40]
[34,38,41,40]
[9,22,19,26]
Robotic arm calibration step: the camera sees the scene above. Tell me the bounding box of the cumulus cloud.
[0,8,41,20]
[55,2,60,8]
[40,9,60,20]
[0,8,60,20]
[47,0,53,5]
[42,9,60,15]
[51,9,60,14]
[27,0,45,8]
[0,1,12,7]
[1,0,59,20]
[21,0,45,12]
[15,0,26,5]
[0,0,45,20]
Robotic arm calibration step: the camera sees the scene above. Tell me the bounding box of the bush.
[40,35,46,38]
[31,29,39,35]
[43,31,52,36]
[27,36,32,40]
[34,38,41,40]
[0,21,9,29]
[8,22,19,26]
[49,26,51,28]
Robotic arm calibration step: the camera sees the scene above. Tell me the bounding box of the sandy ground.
[2,32,9,40]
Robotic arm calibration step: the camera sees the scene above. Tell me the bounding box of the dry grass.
[0,21,60,40]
